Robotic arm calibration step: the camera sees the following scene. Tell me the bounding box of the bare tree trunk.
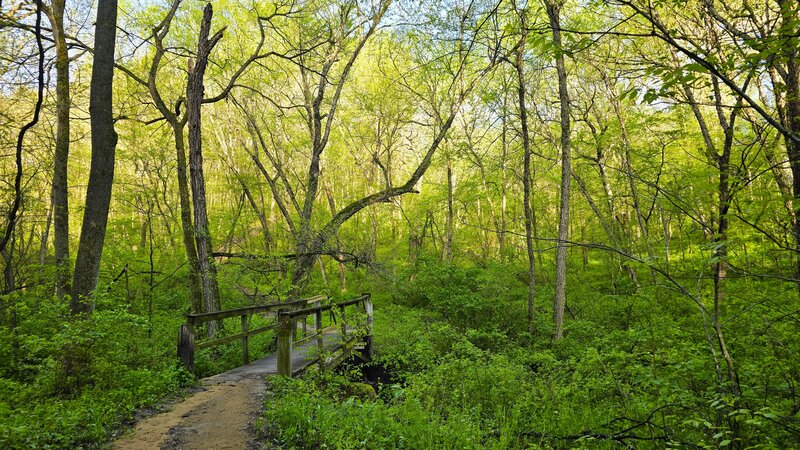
[547,0,571,341]
[224,192,245,253]
[514,4,536,334]
[44,0,72,300]
[317,256,328,288]
[444,159,454,261]
[500,87,508,261]
[240,183,272,254]
[1,0,44,266]
[39,200,52,265]
[173,128,204,314]
[71,0,117,307]
[187,3,223,336]
[784,66,800,298]
[323,181,346,292]
[60,0,116,391]
[613,97,651,260]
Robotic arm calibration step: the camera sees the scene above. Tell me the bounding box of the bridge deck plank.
[201,328,356,385]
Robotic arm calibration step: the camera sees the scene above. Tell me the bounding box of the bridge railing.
[276,293,373,376]
[177,295,326,373]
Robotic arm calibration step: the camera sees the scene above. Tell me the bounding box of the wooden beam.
[241,314,249,365]
[186,295,326,324]
[277,312,293,376]
[363,293,374,361]
[178,323,195,373]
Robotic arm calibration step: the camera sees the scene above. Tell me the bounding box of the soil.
[112,379,266,450]
[111,328,349,449]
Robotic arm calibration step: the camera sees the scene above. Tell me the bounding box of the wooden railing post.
[340,304,348,358]
[277,312,293,376]
[363,294,374,361]
[316,309,324,369]
[241,314,249,365]
[178,322,196,373]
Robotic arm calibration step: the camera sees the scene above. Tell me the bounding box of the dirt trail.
[112,331,344,449]
[113,379,265,450]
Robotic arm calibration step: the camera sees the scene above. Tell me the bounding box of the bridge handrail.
[177,295,327,373]
[276,293,373,376]
[186,295,324,324]
[281,294,369,318]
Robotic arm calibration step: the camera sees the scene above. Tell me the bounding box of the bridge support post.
[316,309,324,369]
[241,315,249,365]
[178,322,196,373]
[340,304,349,358]
[363,294,373,361]
[277,312,293,376]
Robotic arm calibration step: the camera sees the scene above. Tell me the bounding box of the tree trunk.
[187,3,223,336]
[241,183,272,254]
[500,85,508,260]
[547,0,571,341]
[47,0,71,300]
[444,159,454,261]
[71,0,118,308]
[323,180,346,292]
[515,6,536,334]
[783,63,800,298]
[173,127,204,314]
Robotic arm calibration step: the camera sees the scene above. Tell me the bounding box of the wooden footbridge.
[114,295,374,448]
[177,293,373,379]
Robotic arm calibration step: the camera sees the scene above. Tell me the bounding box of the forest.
[1,0,800,447]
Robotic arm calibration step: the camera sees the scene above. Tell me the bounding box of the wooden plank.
[195,323,276,350]
[293,324,338,346]
[304,294,326,304]
[186,296,322,324]
[283,295,367,319]
[197,333,242,349]
[188,294,369,380]
[245,324,277,337]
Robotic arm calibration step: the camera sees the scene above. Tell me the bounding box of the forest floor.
[112,379,266,450]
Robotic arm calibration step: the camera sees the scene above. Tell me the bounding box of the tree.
[546,0,572,340]
[512,1,537,334]
[187,3,224,336]
[610,0,800,295]
[42,0,71,300]
[111,0,291,313]
[70,0,118,309]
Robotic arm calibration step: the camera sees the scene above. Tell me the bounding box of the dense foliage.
[260,259,800,449]
[1,0,800,447]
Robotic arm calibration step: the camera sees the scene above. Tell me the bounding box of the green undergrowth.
[0,287,195,449]
[0,257,307,448]
[258,259,800,449]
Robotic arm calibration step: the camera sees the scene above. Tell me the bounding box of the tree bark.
[174,127,204,314]
[187,3,224,336]
[1,0,45,261]
[547,0,571,341]
[443,158,454,261]
[71,0,117,308]
[323,180,347,292]
[44,0,71,300]
[515,4,536,334]
[290,2,390,291]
